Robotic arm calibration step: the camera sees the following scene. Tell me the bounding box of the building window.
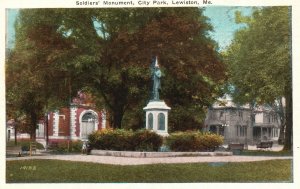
[268,115,271,123]
[272,115,277,123]
[211,110,217,120]
[219,111,224,118]
[238,111,243,120]
[210,125,217,134]
[82,112,96,123]
[252,115,255,123]
[240,126,247,137]
[237,125,247,137]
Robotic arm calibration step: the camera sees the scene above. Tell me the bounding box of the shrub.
[89,129,133,151]
[48,140,83,153]
[132,129,163,151]
[166,131,223,152]
[165,131,198,152]
[200,133,224,151]
[7,140,44,150]
[70,140,84,152]
[14,140,44,151]
[88,129,163,151]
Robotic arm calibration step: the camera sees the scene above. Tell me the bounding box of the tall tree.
[6,9,79,139]
[58,8,226,130]
[7,8,226,131]
[225,7,292,150]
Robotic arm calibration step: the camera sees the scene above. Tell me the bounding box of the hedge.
[48,140,83,153]
[88,129,163,151]
[132,129,163,151]
[166,131,223,152]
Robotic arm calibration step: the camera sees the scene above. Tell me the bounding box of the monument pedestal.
[143,100,171,136]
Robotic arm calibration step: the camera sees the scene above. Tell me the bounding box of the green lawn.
[240,150,292,156]
[6,159,292,183]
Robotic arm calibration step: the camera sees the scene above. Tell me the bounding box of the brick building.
[34,92,108,144]
[35,104,107,144]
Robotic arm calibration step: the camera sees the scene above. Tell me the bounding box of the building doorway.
[81,112,98,140]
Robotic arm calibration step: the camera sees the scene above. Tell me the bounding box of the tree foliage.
[224,7,292,150]
[84,8,226,130]
[7,8,226,132]
[6,9,80,138]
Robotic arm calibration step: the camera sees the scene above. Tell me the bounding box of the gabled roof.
[211,94,250,110]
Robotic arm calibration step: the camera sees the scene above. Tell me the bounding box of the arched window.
[158,113,165,130]
[82,112,96,123]
[148,113,153,129]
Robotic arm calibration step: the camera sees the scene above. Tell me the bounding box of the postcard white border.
[1,1,299,189]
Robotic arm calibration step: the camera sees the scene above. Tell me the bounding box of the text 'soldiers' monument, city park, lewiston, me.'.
[143,56,171,136]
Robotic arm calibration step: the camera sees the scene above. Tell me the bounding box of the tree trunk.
[14,123,18,145]
[283,6,293,151]
[283,91,292,151]
[278,123,285,145]
[110,91,127,129]
[30,111,38,141]
[45,113,49,147]
[277,98,286,145]
[111,110,124,129]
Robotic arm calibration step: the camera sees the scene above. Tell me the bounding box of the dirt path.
[6,155,292,165]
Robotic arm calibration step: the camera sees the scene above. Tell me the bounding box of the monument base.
[143,100,171,136]
[155,130,169,137]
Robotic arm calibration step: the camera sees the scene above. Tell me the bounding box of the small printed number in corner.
[19,165,37,171]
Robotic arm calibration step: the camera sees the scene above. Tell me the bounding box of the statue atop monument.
[144,56,170,136]
[151,56,162,100]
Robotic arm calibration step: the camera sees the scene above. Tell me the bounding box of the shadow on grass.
[239,150,292,156]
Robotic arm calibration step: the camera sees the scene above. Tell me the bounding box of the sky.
[203,6,253,50]
[6,7,253,50]
[6,9,18,49]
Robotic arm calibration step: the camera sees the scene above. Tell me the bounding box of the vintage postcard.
[1,0,299,189]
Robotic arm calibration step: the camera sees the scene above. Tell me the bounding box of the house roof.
[211,95,250,110]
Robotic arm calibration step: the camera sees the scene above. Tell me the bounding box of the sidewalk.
[6,154,292,165]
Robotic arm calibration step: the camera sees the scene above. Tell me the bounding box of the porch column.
[270,127,272,138]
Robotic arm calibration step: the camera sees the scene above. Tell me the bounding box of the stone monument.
[143,56,170,136]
